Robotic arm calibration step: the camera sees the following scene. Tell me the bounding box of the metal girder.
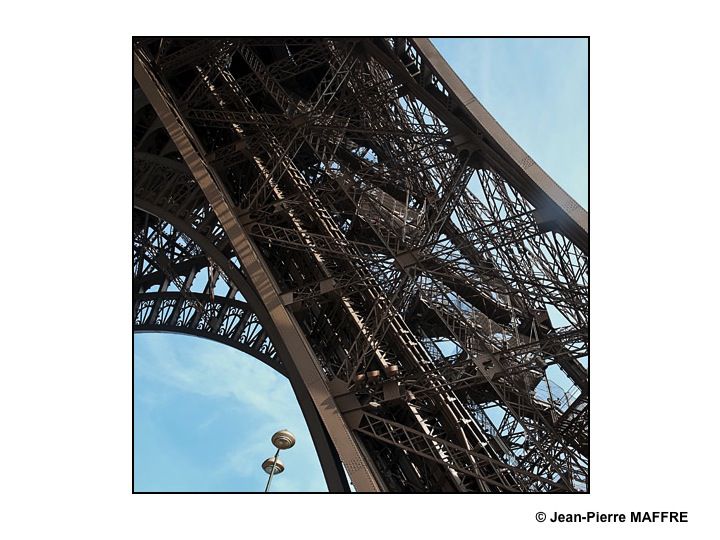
[131,37,589,493]
[134,291,283,374]
[132,157,352,493]
[366,38,588,254]
[134,47,385,492]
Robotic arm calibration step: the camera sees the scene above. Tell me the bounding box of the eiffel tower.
[133,37,588,493]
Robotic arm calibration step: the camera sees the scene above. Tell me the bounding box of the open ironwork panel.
[133,37,588,492]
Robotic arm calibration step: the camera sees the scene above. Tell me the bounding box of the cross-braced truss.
[133,37,589,493]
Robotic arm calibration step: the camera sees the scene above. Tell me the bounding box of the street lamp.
[262,429,296,492]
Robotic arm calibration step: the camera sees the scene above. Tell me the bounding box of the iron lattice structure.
[132,37,589,493]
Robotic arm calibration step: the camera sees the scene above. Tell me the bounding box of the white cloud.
[137,333,298,423]
[135,333,327,491]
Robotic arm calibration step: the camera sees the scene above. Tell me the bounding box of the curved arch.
[133,154,262,329]
[134,291,284,375]
[133,153,350,492]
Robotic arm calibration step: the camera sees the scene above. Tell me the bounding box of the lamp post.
[262,429,296,492]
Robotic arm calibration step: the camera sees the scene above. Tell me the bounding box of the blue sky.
[433,38,588,208]
[134,38,589,493]
[134,333,327,492]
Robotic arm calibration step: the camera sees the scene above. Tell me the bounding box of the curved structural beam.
[366,38,588,253]
[135,49,385,492]
[133,155,351,492]
[132,38,589,492]
[134,291,283,375]
[411,39,588,241]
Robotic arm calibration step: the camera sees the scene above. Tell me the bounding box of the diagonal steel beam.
[367,38,588,254]
[133,48,384,492]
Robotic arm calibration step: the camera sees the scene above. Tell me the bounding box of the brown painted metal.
[411,39,588,252]
[133,159,351,492]
[132,37,589,492]
[134,49,384,492]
